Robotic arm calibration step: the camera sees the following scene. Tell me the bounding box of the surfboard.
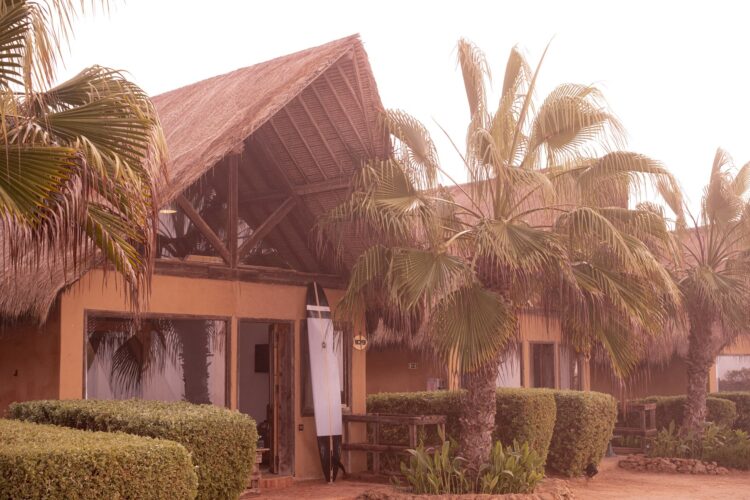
[305,282,344,482]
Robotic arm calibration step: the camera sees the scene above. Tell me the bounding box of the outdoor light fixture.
[159,204,177,214]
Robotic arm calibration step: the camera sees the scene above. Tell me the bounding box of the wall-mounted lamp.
[159,203,177,215]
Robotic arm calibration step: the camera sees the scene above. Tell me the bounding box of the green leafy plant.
[397,431,544,495]
[649,421,698,458]
[478,440,544,494]
[398,435,471,494]
[648,421,750,470]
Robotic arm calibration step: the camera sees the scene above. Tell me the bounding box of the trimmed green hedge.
[0,419,198,500]
[367,389,616,477]
[366,389,557,463]
[546,390,617,477]
[636,395,737,430]
[9,400,257,500]
[712,392,750,433]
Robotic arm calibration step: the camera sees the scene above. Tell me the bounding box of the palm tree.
[319,40,680,470]
[0,1,165,312]
[664,149,750,433]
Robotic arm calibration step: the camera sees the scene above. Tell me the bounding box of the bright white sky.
[58,0,750,211]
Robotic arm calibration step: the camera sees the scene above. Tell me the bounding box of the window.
[86,315,227,406]
[717,355,750,392]
[300,321,351,416]
[530,343,555,389]
[496,344,523,388]
[559,345,582,390]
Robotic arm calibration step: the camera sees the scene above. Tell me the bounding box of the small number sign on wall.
[353,335,368,351]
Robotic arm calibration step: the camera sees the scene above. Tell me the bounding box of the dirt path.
[567,457,750,500]
[252,457,750,499]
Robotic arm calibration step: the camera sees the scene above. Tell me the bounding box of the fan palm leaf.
[0,2,165,317]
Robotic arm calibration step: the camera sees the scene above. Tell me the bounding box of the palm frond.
[431,283,516,373]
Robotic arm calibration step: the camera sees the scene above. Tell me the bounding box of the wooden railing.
[342,413,447,475]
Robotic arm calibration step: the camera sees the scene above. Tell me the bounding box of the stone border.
[354,478,574,499]
[618,454,729,475]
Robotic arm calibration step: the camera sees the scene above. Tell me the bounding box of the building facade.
[0,35,387,480]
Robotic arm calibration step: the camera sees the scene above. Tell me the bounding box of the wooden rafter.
[279,106,328,180]
[267,119,310,183]
[247,139,326,272]
[176,194,232,265]
[236,164,306,270]
[335,64,365,113]
[237,197,297,261]
[295,94,344,175]
[308,82,361,161]
[242,176,350,203]
[350,52,375,149]
[322,72,371,156]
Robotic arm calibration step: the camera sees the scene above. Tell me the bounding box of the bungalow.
[0,34,388,480]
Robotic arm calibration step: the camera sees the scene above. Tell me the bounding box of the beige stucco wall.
[59,269,366,479]
[366,346,444,394]
[0,303,61,415]
[365,311,569,394]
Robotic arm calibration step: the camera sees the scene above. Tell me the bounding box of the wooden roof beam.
[176,194,232,265]
[266,120,310,183]
[322,72,371,156]
[335,63,365,114]
[295,94,345,175]
[242,176,350,204]
[308,82,360,162]
[248,138,328,272]
[279,107,329,180]
[237,197,297,261]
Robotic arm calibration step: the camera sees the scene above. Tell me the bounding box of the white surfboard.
[305,282,344,482]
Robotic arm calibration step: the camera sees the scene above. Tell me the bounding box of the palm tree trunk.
[683,316,714,434]
[460,363,497,472]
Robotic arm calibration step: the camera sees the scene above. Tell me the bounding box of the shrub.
[648,421,750,470]
[9,400,257,500]
[398,437,544,495]
[712,392,750,433]
[546,390,618,476]
[637,395,737,429]
[0,419,198,500]
[366,388,556,462]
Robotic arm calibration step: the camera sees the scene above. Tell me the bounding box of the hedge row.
[635,395,737,430]
[712,392,750,433]
[367,388,617,476]
[367,389,556,462]
[0,419,198,500]
[9,400,257,500]
[546,390,617,476]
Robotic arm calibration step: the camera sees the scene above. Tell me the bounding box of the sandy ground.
[250,457,750,499]
[567,457,750,500]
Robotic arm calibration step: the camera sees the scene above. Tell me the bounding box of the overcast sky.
[58,0,750,211]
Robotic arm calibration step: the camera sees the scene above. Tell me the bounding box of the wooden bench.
[342,413,446,476]
[613,403,657,454]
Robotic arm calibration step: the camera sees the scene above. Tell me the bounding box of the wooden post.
[373,421,381,475]
[408,423,417,448]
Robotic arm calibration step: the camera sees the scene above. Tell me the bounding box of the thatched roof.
[153,34,386,203]
[3,34,388,322]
